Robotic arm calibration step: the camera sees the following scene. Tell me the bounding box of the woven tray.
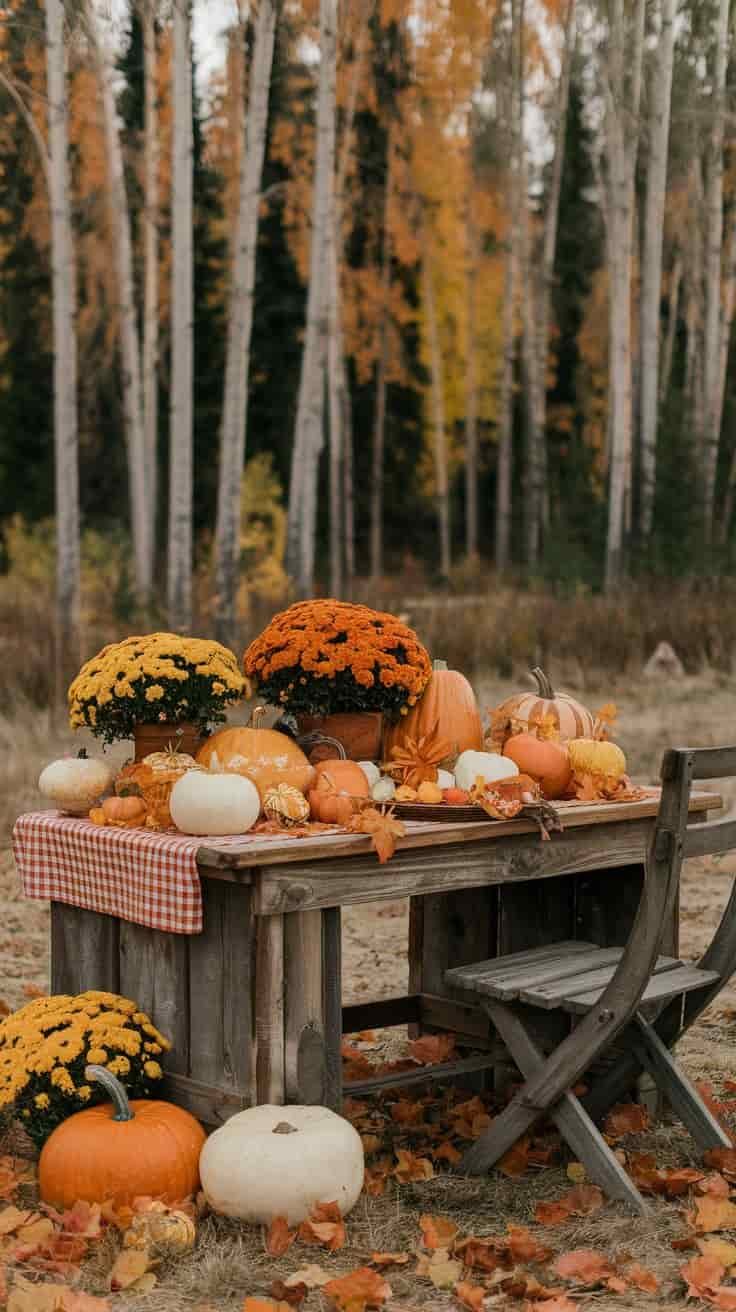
[392,802,488,822]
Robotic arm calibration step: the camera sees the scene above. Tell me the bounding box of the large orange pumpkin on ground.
[39,1066,206,1209]
[383,659,482,760]
[503,732,572,799]
[489,668,595,746]
[197,718,314,802]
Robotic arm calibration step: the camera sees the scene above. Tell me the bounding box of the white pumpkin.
[454,749,519,792]
[38,752,114,816]
[170,770,260,836]
[199,1104,364,1225]
[357,760,381,788]
[436,768,455,789]
[371,776,396,803]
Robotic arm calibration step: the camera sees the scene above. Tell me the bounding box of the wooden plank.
[565,964,719,1016]
[284,910,324,1103]
[408,899,424,1040]
[689,748,736,781]
[343,994,422,1032]
[632,1015,731,1150]
[446,941,597,994]
[195,792,720,872]
[51,904,120,995]
[344,1052,505,1096]
[419,994,495,1043]
[255,914,285,1104]
[525,955,678,1010]
[684,819,736,859]
[119,921,190,1074]
[476,948,626,1003]
[254,821,655,913]
[163,1072,248,1128]
[322,907,342,1112]
[188,880,253,1100]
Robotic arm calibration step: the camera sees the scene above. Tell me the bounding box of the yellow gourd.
[567,739,626,780]
[416,780,443,804]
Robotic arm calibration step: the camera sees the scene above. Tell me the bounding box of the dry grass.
[3,673,736,1307]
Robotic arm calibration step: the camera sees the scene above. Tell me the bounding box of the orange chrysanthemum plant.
[243,600,432,722]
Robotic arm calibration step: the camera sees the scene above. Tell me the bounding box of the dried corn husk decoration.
[263,783,310,827]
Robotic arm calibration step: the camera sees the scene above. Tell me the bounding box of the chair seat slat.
[563,963,720,1016]
[519,954,680,1010]
[445,941,597,999]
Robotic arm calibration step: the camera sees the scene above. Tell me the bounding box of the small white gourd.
[371,776,396,803]
[436,768,455,790]
[454,750,519,792]
[38,752,114,816]
[199,1104,365,1225]
[357,760,381,788]
[170,770,260,835]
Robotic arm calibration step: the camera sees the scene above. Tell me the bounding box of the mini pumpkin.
[307,760,369,823]
[263,783,309,827]
[416,780,443,804]
[503,732,572,799]
[39,751,114,816]
[39,1065,206,1209]
[454,750,519,793]
[125,1203,196,1254]
[89,794,148,828]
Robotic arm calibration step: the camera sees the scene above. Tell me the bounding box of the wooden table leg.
[255,913,285,1104]
[280,906,343,1110]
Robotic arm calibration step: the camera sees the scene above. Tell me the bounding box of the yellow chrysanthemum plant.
[68,633,246,746]
[0,992,170,1147]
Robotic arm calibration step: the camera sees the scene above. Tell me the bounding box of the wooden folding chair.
[445,747,736,1212]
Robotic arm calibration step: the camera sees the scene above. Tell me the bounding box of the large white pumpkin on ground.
[170,770,260,836]
[199,1104,364,1224]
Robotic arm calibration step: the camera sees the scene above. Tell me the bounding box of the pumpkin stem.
[432,659,448,671]
[249,705,267,730]
[531,667,554,699]
[84,1064,135,1122]
[273,1121,298,1134]
[77,748,88,759]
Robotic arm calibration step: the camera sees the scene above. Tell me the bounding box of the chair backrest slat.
[683,819,736,860]
[688,746,736,781]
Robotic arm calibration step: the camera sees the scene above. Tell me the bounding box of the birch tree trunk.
[659,250,682,406]
[701,0,731,537]
[286,0,337,595]
[213,0,278,643]
[715,220,736,538]
[464,193,479,560]
[370,131,393,582]
[533,0,575,545]
[495,0,523,572]
[168,0,194,630]
[45,0,80,689]
[422,225,451,579]
[90,5,151,603]
[603,0,645,589]
[142,0,159,562]
[638,0,676,541]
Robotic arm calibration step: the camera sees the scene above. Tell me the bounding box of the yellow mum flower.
[77,1085,92,1102]
[144,1061,162,1079]
[145,685,164,702]
[87,1048,107,1065]
[50,1067,75,1093]
[34,1093,50,1109]
[107,1056,131,1077]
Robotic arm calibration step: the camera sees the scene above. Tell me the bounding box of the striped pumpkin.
[490,668,595,745]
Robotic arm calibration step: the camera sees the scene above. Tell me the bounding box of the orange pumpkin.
[307,759,369,823]
[383,659,482,760]
[197,715,314,801]
[503,733,572,799]
[490,669,595,746]
[39,1065,206,1209]
[90,794,148,827]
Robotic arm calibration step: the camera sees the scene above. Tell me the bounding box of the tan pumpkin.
[383,659,482,760]
[196,710,314,802]
[490,668,595,746]
[503,732,572,800]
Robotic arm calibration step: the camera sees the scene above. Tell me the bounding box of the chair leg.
[631,1013,732,1150]
[460,1000,649,1212]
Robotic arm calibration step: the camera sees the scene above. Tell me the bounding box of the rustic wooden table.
[48,792,718,1128]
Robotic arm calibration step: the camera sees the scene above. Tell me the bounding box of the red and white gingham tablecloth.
[12,811,263,935]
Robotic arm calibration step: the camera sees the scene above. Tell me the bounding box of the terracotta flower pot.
[133,721,206,763]
[296,712,384,763]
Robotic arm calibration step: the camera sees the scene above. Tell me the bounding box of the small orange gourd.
[307,759,369,823]
[89,795,147,827]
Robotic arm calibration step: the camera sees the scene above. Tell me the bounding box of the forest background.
[1,0,735,704]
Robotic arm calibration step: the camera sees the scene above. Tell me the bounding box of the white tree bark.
[422,221,451,579]
[213,0,278,641]
[701,0,731,535]
[286,0,337,595]
[142,0,159,562]
[168,0,194,629]
[90,4,151,603]
[45,0,80,685]
[638,0,676,541]
[603,0,645,589]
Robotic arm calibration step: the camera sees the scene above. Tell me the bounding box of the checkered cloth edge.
[12,811,260,936]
